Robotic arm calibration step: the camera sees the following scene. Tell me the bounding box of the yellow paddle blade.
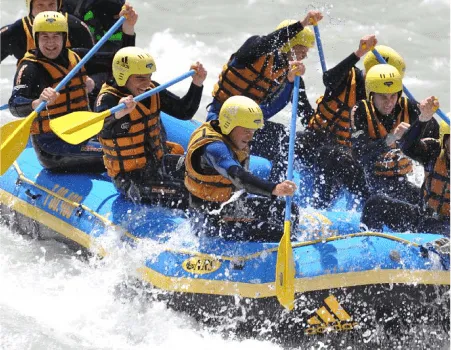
[50,110,111,145]
[0,119,23,143]
[0,112,36,175]
[275,220,295,310]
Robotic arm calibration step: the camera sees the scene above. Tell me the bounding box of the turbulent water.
[0,1,450,349]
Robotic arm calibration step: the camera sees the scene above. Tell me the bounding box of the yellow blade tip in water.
[275,221,295,311]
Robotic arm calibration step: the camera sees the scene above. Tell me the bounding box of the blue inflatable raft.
[0,113,449,347]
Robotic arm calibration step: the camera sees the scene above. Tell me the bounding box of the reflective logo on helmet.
[117,57,129,70]
[146,63,154,70]
[46,18,56,23]
[254,119,262,125]
[383,81,393,87]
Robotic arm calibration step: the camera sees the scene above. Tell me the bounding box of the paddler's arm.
[322,53,361,98]
[158,63,206,120]
[0,19,27,62]
[8,61,45,117]
[203,142,276,197]
[233,10,322,65]
[233,21,305,65]
[323,35,376,99]
[400,119,441,164]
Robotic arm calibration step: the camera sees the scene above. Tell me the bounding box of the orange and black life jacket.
[22,14,71,53]
[363,97,413,177]
[212,53,288,104]
[17,50,89,134]
[308,68,357,147]
[185,122,249,203]
[423,150,450,218]
[97,83,168,179]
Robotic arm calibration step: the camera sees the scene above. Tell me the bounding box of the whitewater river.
[0,0,449,349]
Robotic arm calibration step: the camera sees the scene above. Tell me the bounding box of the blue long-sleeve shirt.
[200,141,276,197]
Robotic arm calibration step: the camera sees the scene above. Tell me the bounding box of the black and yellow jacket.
[307,53,366,147]
[351,96,434,178]
[13,49,90,134]
[95,80,203,178]
[211,21,306,105]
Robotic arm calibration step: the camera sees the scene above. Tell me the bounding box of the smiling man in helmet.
[95,46,207,205]
[1,0,94,62]
[362,115,449,236]
[185,96,297,240]
[8,11,121,172]
[206,11,322,182]
[351,64,439,204]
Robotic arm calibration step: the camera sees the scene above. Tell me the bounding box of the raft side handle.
[75,205,84,217]
[25,189,41,200]
[230,259,245,270]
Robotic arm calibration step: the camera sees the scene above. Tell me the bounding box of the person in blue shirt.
[185,96,298,241]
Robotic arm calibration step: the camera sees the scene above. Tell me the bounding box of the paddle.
[311,20,327,72]
[0,103,8,111]
[371,48,450,126]
[50,70,196,145]
[275,75,300,310]
[0,16,127,175]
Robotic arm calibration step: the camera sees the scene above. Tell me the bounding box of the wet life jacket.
[22,14,71,53]
[185,122,249,202]
[423,151,450,218]
[363,97,413,177]
[308,68,357,147]
[98,83,169,179]
[212,53,288,104]
[18,50,89,134]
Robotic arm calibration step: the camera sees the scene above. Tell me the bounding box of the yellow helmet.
[439,119,450,147]
[363,45,406,78]
[218,96,264,135]
[26,0,62,14]
[32,11,68,44]
[276,19,315,53]
[112,47,157,87]
[365,64,403,98]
